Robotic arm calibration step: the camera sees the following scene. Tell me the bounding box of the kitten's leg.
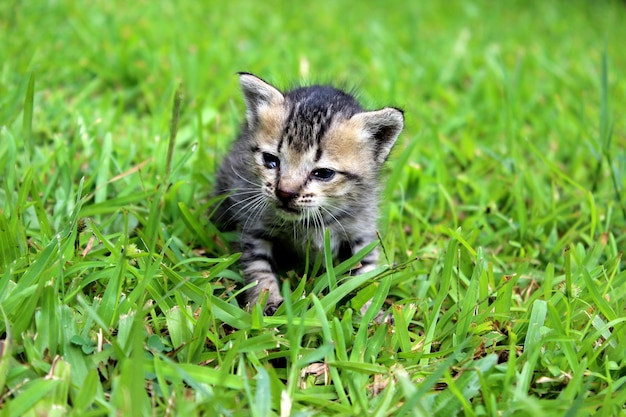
[354,242,379,275]
[240,232,283,314]
[351,241,392,324]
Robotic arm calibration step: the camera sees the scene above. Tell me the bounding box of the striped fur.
[214,73,404,314]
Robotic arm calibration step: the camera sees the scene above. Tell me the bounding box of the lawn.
[1,0,625,415]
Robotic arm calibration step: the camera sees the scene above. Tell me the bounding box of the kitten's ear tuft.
[238,73,284,128]
[353,107,404,163]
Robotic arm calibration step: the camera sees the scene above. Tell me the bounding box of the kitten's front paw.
[263,299,283,316]
[261,288,284,315]
[373,309,394,325]
[247,289,284,315]
[360,300,394,325]
[245,275,283,314]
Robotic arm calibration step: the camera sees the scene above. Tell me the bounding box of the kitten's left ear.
[352,107,404,164]
[238,72,285,128]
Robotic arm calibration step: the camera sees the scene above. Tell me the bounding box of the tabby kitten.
[214,73,404,316]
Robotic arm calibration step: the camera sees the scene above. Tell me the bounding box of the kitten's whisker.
[318,209,326,241]
[242,198,269,232]
[232,195,267,224]
[224,192,263,207]
[292,215,298,246]
[305,208,311,234]
[307,207,323,244]
[323,202,355,218]
[222,188,259,196]
[304,209,314,254]
[230,165,262,188]
[321,206,349,243]
[228,193,266,212]
[250,201,269,231]
[217,193,264,227]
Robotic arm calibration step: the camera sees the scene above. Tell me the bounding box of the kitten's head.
[238,72,404,221]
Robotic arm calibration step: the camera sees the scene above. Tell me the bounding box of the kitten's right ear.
[351,107,404,164]
[238,73,284,128]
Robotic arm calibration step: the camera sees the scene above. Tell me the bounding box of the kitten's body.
[214,73,403,314]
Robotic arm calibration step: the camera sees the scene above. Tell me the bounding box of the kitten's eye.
[311,168,335,181]
[262,153,280,169]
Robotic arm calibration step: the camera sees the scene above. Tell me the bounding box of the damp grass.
[1,0,625,415]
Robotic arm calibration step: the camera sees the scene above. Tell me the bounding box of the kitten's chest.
[269,220,343,258]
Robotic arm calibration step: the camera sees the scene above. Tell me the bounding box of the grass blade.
[21,71,34,159]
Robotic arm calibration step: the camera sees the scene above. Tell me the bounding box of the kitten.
[213,73,403,317]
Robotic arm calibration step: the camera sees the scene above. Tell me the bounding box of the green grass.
[1,0,625,415]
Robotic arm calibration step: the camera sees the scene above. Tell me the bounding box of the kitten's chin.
[275,205,304,221]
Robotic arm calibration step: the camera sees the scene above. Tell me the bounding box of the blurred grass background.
[1,0,625,415]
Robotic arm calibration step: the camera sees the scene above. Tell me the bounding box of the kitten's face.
[239,73,404,222]
[252,111,368,219]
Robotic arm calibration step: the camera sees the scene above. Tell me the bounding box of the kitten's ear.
[352,107,404,164]
[238,73,284,128]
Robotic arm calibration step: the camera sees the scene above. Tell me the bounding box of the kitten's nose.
[276,188,298,204]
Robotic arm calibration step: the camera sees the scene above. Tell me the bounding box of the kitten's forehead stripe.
[314,147,323,162]
[280,85,363,152]
[277,137,284,153]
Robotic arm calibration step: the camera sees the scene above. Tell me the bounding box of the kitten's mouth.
[276,204,304,219]
[278,205,300,214]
